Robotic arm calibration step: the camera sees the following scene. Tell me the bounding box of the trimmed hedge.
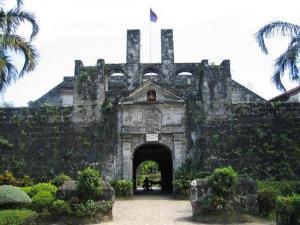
[21,183,57,198]
[0,185,31,209]
[110,180,132,197]
[0,209,38,225]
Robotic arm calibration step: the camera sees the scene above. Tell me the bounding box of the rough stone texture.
[190,178,259,217]
[57,180,115,202]
[57,180,78,200]
[0,29,299,185]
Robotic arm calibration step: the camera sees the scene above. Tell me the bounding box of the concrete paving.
[99,195,275,225]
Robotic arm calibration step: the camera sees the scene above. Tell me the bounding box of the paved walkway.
[100,195,275,225]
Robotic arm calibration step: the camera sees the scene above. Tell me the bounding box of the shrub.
[50,200,71,218]
[258,181,300,196]
[0,171,21,186]
[50,173,71,187]
[0,209,38,225]
[276,194,300,225]
[257,187,279,217]
[77,167,103,201]
[20,176,34,187]
[110,180,132,197]
[72,200,112,218]
[22,183,58,198]
[208,166,238,199]
[31,191,55,212]
[0,185,31,209]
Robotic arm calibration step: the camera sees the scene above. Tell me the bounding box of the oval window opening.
[111,72,125,77]
[177,72,193,76]
[144,72,159,76]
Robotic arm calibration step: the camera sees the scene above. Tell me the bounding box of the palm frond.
[3,9,39,40]
[16,0,23,9]
[255,21,300,54]
[272,41,300,91]
[1,34,38,77]
[0,50,18,91]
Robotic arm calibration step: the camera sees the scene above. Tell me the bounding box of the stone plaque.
[146,133,158,142]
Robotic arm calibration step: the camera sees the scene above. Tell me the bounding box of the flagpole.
[149,5,152,63]
[149,16,152,63]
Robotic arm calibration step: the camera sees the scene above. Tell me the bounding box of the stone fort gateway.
[0,29,299,193]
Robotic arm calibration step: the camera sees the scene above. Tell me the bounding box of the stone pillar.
[72,59,106,123]
[126,30,140,64]
[161,29,174,63]
[161,29,174,83]
[122,139,132,180]
[126,30,141,90]
[173,134,185,170]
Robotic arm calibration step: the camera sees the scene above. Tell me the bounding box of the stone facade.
[0,29,299,189]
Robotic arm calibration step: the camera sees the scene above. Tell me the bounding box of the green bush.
[0,172,21,187]
[77,167,103,201]
[0,209,38,225]
[50,173,71,187]
[258,181,300,196]
[208,166,238,198]
[0,185,31,209]
[276,194,300,225]
[110,180,132,197]
[31,191,55,212]
[21,183,58,198]
[72,200,112,218]
[257,187,279,217]
[50,200,71,218]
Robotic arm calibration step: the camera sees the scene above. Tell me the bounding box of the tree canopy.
[256,21,300,91]
[0,0,39,92]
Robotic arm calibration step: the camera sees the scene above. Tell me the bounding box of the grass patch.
[0,209,38,225]
[194,211,269,224]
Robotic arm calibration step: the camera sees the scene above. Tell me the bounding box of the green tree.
[0,0,39,92]
[256,21,300,91]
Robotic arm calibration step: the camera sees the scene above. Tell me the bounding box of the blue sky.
[1,0,300,106]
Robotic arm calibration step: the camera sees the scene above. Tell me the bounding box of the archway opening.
[133,143,173,194]
[136,160,161,191]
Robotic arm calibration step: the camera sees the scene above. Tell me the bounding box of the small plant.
[50,200,71,218]
[110,180,133,197]
[208,166,238,199]
[276,194,300,225]
[72,200,112,218]
[0,185,32,209]
[77,167,103,201]
[50,173,71,187]
[0,171,21,186]
[257,187,279,217]
[31,191,55,212]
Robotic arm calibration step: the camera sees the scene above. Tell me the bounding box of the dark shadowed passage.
[133,143,173,194]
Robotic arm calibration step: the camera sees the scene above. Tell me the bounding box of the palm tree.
[255,21,300,91]
[0,0,39,92]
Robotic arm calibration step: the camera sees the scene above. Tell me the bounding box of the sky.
[1,0,300,106]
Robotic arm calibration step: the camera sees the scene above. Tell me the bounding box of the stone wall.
[189,102,300,180]
[0,106,117,181]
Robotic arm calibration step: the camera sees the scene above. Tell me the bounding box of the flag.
[150,8,158,23]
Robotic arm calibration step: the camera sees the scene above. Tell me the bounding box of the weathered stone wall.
[0,106,117,181]
[189,102,300,180]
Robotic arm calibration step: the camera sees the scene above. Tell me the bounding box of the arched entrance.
[133,143,173,194]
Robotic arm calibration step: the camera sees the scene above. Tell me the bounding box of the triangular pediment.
[119,81,184,104]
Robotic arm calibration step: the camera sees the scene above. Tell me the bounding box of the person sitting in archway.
[143,177,151,191]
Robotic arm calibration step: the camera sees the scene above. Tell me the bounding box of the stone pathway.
[99,195,275,225]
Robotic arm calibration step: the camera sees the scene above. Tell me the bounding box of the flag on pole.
[150,8,158,23]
